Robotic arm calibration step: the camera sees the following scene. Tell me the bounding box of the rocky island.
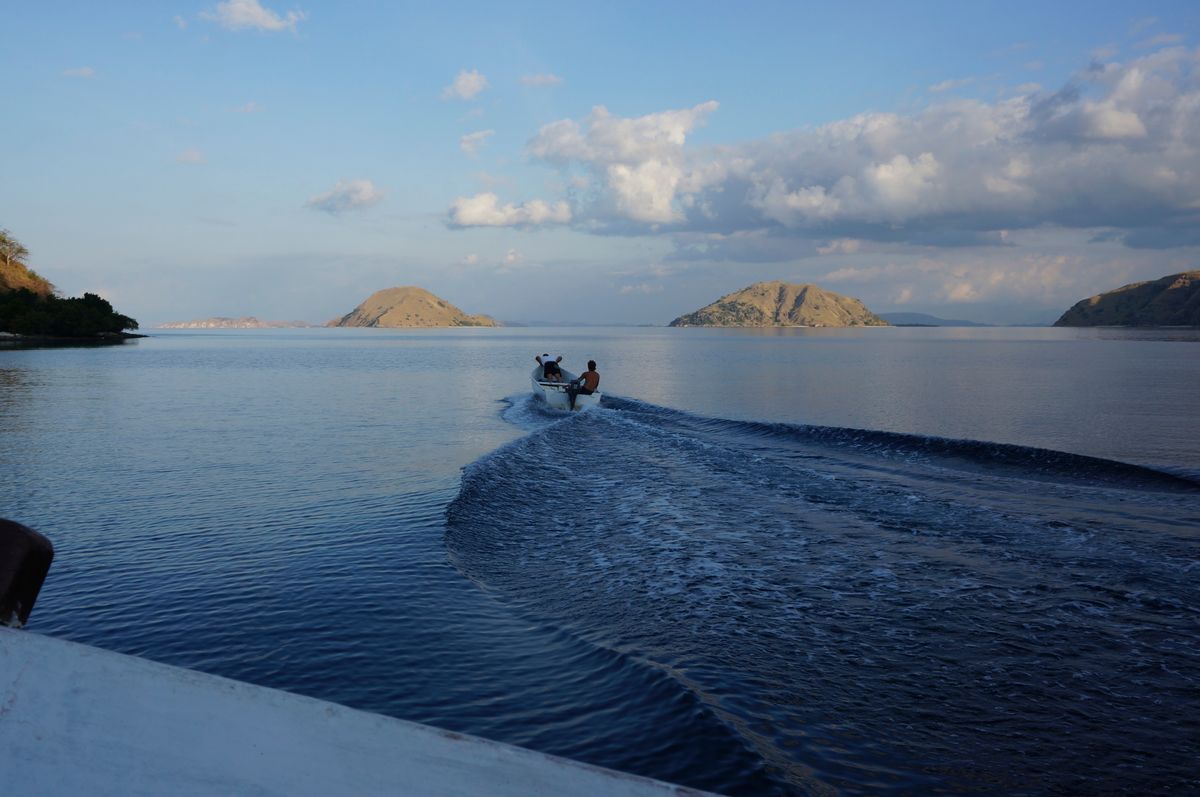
[1054,270,1200,327]
[329,286,498,328]
[158,317,315,329]
[670,281,889,328]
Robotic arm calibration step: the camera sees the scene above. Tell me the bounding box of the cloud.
[1136,33,1184,49]
[502,249,523,266]
[62,67,95,78]
[521,73,564,87]
[174,15,188,29]
[176,149,206,164]
[527,100,719,224]
[448,192,571,227]
[929,78,972,93]
[817,238,862,255]
[467,47,1200,251]
[459,129,495,158]
[232,101,261,113]
[619,283,663,295]
[200,0,306,33]
[1130,16,1158,34]
[305,179,384,214]
[460,254,480,265]
[442,69,488,100]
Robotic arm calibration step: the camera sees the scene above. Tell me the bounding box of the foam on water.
[447,396,1200,795]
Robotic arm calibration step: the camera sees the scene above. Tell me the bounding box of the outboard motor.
[0,519,54,628]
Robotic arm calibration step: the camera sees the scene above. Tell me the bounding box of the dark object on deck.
[0,520,54,628]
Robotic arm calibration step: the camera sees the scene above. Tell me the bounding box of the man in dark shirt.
[567,360,600,410]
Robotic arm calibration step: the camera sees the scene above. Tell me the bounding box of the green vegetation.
[0,229,139,337]
[0,289,139,337]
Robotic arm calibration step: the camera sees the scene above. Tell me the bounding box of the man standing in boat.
[567,360,600,410]
[536,353,563,381]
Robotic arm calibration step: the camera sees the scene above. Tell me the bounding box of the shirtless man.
[567,360,600,409]
[535,353,563,382]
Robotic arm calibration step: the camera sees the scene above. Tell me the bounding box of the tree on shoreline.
[0,228,30,268]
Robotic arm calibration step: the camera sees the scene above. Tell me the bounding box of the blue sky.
[3,1,1198,325]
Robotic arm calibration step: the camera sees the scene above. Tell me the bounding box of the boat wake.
[447,395,1200,795]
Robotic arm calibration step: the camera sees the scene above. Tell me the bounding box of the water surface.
[2,327,1197,794]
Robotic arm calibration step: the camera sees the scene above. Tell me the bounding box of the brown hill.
[670,281,889,327]
[1054,270,1200,327]
[0,259,54,296]
[328,286,499,328]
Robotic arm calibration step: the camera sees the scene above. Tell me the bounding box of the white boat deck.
[0,628,716,796]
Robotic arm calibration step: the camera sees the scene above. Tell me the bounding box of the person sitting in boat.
[536,353,563,382]
[567,360,600,409]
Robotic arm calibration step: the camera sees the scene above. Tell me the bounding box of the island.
[0,229,139,340]
[878,312,990,327]
[669,281,889,327]
[158,317,316,329]
[328,286,499,328]
[1054,270,1200,327]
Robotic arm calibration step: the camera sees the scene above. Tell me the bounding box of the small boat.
[531,365,601,411]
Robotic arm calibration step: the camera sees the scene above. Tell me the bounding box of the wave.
[446,395,1200,794]
[601,395,1200,492]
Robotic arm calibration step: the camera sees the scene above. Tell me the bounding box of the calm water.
[2,327,1198,795]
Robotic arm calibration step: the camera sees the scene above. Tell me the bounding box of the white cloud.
[62,67,95,78]
[929,78,972,93]
[174,15,188,29]
[1136,33,1184,49]
[442,69,488,101]
[448,192,571,227]
[305,179,384,214]
[502,249,523,266]
[460,254,480,266]
[232,101,261,113]
[200,0,306,33]
[176,149,205,164]
[527,100,719,224]
[459,129,495,158]
[465,47,1200,252]
[521,73,564,87]
[1130,16,1158,34]
[619,283,663,295]
[817,238,862,255]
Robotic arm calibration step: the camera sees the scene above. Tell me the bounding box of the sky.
[2,1,1199,326]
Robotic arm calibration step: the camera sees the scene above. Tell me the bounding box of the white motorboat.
[531,365,601,411]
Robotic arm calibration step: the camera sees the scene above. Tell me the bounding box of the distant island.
[1,228,139,340]
[329,286,499,328]
[879,312,990,327]
[670,281,888,328]
[158,317,316,329]
[1055,270,1200,327]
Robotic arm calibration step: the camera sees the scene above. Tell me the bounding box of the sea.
[2,326,1198,796]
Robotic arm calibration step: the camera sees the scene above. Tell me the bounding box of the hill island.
[670,281,889,328]
[1055,270,1200,327]
[159,317,315,329]
[328,286,498,328]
